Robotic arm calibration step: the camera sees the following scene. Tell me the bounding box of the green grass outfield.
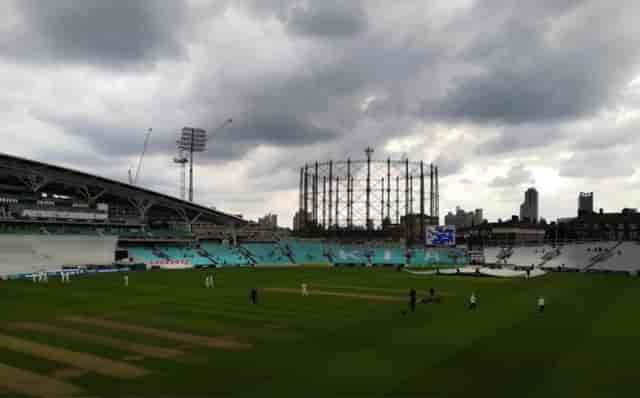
[0,267,639,397]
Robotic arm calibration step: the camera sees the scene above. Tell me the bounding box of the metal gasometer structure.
[298,149,440,237]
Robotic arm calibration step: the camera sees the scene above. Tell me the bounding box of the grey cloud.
[219,117,337,145]
[4,0,640,226]
[434,154,463,177]
[1,0,191,67]
[425,1,640,125]
[38,111,341,165]
[559,149,636,178]
[476,124,566,155]
[30,110,177,159]
[573,120,640,150]
[198,116,340,162]
[285,1,367,38]
[489,164,535,188]
[239,0,367,38]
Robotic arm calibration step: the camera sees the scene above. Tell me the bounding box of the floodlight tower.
[179,127,206,202]
[178,119,232,202]
[173,144,188,200]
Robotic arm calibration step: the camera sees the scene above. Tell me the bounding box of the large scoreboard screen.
[426,226,456,246]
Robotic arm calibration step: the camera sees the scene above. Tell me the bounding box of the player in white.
[124,275,129,287]
[32,273,37,283]
[538,296,545,313]
[301,283,308,296]
[60,272,65,283]
[469,292,477,310]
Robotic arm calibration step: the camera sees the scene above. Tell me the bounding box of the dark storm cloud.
[219,117,337,145]
[1,0,191,67]
[424,1,640,126]
[198,116,340,162]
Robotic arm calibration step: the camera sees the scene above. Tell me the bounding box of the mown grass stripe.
[0,334,148,379]
[10,322,183,359]
[62,316,251,350]
[0,363,84,398]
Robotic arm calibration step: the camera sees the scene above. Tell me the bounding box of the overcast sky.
[2,0,640,226]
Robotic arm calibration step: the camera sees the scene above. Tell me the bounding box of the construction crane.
[128,128,153,185]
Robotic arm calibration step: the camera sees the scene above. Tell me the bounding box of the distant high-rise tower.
[578,192,594,216]
[519,187,539,223]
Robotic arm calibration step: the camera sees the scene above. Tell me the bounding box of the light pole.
[178,119,232,202]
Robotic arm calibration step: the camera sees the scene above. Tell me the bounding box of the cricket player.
[60,272,65,283]
[538,296,545,313]
[301,283,308,296]
[32,273,37,283]
[409,289,417,313]
[204,275,210,288]
[124,275,129,287]
[469,292,477,310]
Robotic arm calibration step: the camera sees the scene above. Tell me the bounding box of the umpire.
[409,288,417,313]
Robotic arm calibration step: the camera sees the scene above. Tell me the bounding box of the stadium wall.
[0,235,117,276]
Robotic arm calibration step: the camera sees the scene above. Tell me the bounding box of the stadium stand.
[541,242,619,270]
[282,239,330,265]
[199,242,251,266]
[371,246,405,266]
[326,243,368,266]
[505,245,555,267]
[589,242,639,273]
[127,246,165,263]
[409,247,467,267]
[482,247,502,264]
[0,234,117,277]
[241,242,293,265]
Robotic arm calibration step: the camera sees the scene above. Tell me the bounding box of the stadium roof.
[0,152,245,225]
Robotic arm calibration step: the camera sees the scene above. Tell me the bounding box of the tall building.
[578,192,594,216]
[258,213,278,229]
[444,206,484,228]
[519,187,539,223]
[474,209,483,226]
[293,210,310,231]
